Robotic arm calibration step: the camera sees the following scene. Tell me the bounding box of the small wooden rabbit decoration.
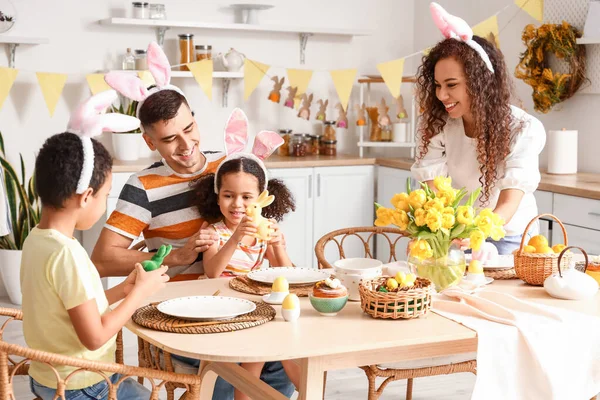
[246,190,275,240]
[355,103,367,126]
[268,76,285,103]
[297,93,313,120]
[377,98,391,127]
[316,99,328,121]
[335,103,348,128]
[141,244,172,271]
[394,94,408,120]
[284,86,298,109]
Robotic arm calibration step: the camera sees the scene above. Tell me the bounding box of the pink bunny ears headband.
[430,2,494,73]
[104,42,187,130]
[66,90,140,194]
[214,108,284,194]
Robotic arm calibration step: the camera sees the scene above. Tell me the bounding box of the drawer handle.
[589,212,600,217]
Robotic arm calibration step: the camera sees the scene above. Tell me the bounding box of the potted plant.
[109,99,144,161]
[0,131,41,305]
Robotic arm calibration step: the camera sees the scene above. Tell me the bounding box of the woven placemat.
[229,275,317,297]
[484,267,517,280]
[132,301,275,334]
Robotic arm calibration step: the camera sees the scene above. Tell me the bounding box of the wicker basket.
[359,276,433,319]
[514,213,571,286]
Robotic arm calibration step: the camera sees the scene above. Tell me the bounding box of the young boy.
[21,95,170,399]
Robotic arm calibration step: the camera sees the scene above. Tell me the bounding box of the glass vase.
[408,244,466,291]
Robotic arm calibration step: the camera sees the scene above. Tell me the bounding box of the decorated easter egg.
[272,276,289,293]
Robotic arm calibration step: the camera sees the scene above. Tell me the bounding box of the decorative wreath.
[515,22,587,114]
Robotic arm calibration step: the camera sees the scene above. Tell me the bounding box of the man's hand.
[170,222,219,265]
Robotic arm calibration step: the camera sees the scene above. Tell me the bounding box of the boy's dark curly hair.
[194,157,295,223]
[35,132,113,208]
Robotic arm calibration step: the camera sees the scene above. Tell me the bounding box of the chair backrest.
[314,227,409,269]
[0,308,202,400]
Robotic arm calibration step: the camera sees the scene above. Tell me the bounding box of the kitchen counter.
[112,155,600,201]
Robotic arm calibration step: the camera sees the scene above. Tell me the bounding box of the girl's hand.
[232,216,258,241]
[123,267,138,296]
[268,219,286,247]
[132,263,170,298]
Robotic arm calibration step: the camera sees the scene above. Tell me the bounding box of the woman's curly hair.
[193,157,295,223]
[416,36,524,205]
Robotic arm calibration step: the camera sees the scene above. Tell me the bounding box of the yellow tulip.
[433,176,452,191]
[391,209,409,231]
[474,214,493,236]
[470,229,485,251]
[424,198,444,212]
[408,189,427,208]
[414,208,427,226]
[456,206,474,225]
[478,208,495,219]
[391,192,410,212]
[489,225,505,241]
[426,209,442,232]
[442,213,455,230]
[410,239,433,260]
[492,213,505,227]
[374,207,394,227]
[437,189,456,206]
[442,206,455,215]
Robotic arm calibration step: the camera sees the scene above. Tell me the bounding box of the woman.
[411,3,546,255]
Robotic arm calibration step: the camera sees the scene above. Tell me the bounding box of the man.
[90,89,295,399]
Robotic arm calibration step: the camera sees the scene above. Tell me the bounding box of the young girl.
[194,154,300,399]
[411,3,546,255]
[21,91,170,400]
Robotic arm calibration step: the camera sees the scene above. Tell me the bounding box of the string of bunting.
[0,0,542,119]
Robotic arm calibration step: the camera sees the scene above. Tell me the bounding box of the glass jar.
[132,2,149,18]
[134,49,147,70]
[380,124,392,142]
[149,3,166,19]
[122,48,135,70]
[195,45,212,61]
[178,34,194,71]
[310,135,321,155]
[290,134,306,157]
[278,129,292,157]
[323,120,336,141]
[302,134,313,155]
[408,244,466,292]
[322,139,337,156]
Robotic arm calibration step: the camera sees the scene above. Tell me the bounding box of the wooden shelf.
[358,142,416,148]
[0,36,49,68]
[358,75,417,84]
[576,37,600,44]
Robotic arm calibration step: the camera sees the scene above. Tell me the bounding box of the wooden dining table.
[126,277,600,400]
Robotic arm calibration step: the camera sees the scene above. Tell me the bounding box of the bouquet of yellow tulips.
[374,176,507,290]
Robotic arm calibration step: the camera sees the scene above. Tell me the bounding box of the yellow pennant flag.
[515,0,543,22]
[329,69,357,111]
[473,15,500,48]
[36,72,68,117]
[187,60,213,100]
[0,67,18,110]
[244,59,270,101]
[376,58,405,98]
[86,73,111,95]
[286,69,313,108]
[137,71,156,86]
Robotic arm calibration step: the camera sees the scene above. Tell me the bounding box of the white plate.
[262,293,284,305]
[465,254,514,270]
[157,296,256,321]
[247,267,331,285]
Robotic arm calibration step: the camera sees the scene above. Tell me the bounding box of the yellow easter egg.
[386,277,399,290]
[395,271,406,283]
[523,245,537,253]
[282,293,300,310]
[469,260,483,274]
[272,276,289,292]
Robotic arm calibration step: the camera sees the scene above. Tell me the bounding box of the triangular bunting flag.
[137,71,156,86]
[287,69,313,108]
[422,47,432,56]
[86,73,111,95]
[36,72,68,117]
[187,60,213,100]
[329,69,357,111]
[0,67,18,110]
[473,15,500,48]
[376,58,405,98]
[515,0,543,22]
[244,59,270,101]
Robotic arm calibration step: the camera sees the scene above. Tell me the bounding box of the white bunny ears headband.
[66,90,140,194]
[104,42,187,130]
[214,108,284,194]
[430,2,494,73]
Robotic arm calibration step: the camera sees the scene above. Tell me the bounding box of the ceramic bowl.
[333,258,383,301]
[308,294,348,316]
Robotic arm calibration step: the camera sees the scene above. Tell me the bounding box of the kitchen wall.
[412,0,600,173]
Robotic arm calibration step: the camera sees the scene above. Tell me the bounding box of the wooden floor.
[1,298,476,399]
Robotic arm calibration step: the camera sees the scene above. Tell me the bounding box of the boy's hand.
[132,263,170,298]
[232,216,258,242]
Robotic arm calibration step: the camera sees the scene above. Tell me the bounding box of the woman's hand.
[232,216,258,242]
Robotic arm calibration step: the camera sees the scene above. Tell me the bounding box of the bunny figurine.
[335,103,348,128]
[268,76,285,103]
[141,244,172,271]
[297,93,313,120]
[316,99,328,121]
[355,103,367,126]
[284,86,298,109]
[394,94,408,120]
[246,190,275,240]
[377,98,391,127]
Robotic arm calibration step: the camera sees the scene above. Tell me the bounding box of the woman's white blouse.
[411,106,546,237]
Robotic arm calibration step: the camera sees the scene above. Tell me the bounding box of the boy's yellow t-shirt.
[20,227,116,390]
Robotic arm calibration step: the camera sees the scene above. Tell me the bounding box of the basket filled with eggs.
[513,214,572,286]
[359,272,433,319]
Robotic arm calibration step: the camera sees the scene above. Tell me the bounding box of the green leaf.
[19,154,25,188]
[0,131,4,156]
[417,231,435,239]
[406,177,412,193]
[466,187,482,207]
[374,202,383,210]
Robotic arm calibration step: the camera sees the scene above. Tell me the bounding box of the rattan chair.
[0,307,204,400]
[314,227,477,400]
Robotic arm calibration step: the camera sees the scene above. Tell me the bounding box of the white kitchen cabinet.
[534,191,554,244]
[553,224,600,256]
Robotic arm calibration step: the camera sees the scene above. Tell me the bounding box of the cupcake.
[313,278,348,298]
